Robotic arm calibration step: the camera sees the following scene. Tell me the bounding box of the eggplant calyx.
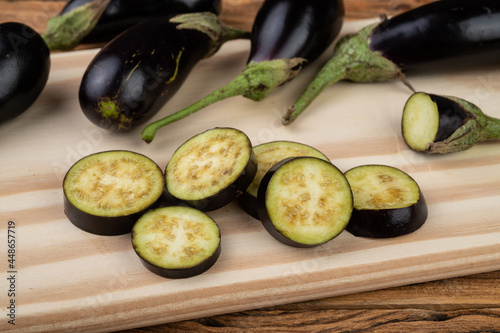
[42,0,111,51]
[171,12,251,58]
[282,23,411,125]
[427,95,499,154]
[242,58,306,101]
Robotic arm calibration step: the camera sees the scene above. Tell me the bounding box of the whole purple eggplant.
[43,0,221,50]
[141,0,344,143]
[283,0,500,124]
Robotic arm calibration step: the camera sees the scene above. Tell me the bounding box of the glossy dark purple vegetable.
[79,13,249,131]
[0,22,50,124]
[141,0,345,143]
[402,92,500,154]
[44,0,221,49]
[283,0,500,124]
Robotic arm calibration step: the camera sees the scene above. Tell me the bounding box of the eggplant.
[165,127,257,212]
[283,0,500,124]
[79,12,250,131]
[63,150,165,235]
[43,0,221,50]
[0,22,50,124]
[402,92,500,154]
[132,206,221,278]
[141,0,345,143]
[256,157,353,247]
[239,140,330,220]
[344,165,427,238]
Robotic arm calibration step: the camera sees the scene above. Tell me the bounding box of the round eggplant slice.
[344,164,428,238]
[257,157,353,247]
[63,150,165,235]
[165,127,257,212]
[239,141,330,219]
[132,206,221,278]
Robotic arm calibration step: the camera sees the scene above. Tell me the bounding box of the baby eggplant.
[79,12,250,131]
[402,92,500,154]
[283,0,500,124]
[257,157,353,248]
[0,22,50,124]
[44,0,221,50]
[141,0,344,143]
[344,165,427,238]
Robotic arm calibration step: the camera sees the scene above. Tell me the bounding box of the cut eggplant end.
[344,164,428,238]
[239,141,330,220]
[402,92,440,152]
[63,150,165,235]
[132,206,221,278]
[257,157,353,247]
[165,127,257,212]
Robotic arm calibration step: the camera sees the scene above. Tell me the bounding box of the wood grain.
[0,1,499,332]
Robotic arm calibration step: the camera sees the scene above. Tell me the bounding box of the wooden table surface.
[1,0,499,332]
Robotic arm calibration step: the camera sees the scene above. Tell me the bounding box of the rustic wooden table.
[0,0,499,332]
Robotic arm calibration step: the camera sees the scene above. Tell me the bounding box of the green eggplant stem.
[42,0,111,51]
[282,23,413,125]
[484,115,500,141]
[141,57,305,143]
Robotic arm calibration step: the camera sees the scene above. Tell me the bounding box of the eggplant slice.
[132,206,221,278]
[239,140,330,219]
[63,150,165,235]
[345,164,428,238]
[165,127,257,212]
[257,157,353,247]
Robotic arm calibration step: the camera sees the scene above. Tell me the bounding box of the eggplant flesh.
[60,0,221,44]
[249,0,345,64]
[165,127,257,212]
[132,206,221,278]
[79,13,220,131]
[344,165,427,238]
[63,150,165,235]
[239,141,330,220]
[257,157,353,247]
[0,22,50,124]
[370,0,500,68]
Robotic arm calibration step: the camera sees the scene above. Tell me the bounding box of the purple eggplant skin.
[346,194,428,238]
[370,0,500,68]
[0,22,50,124]
[427,93,468,142]
[248,0,344,64]
[79,13,244,131]
[59,0,221,44]
[63,190,166,236]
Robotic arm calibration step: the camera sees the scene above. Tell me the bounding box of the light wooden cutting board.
[1,19,500,332]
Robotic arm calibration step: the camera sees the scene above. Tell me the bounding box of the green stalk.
[282,23,413,125]
[141,57,305,143]
[483,115,500,141]
[42,0,111,51]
